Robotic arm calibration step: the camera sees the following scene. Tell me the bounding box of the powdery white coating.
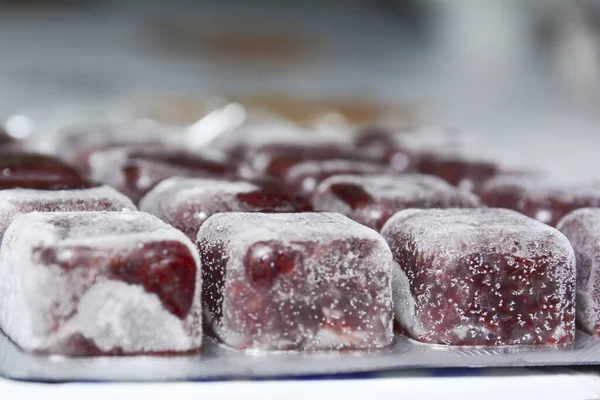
[0,211,202,355]
[312,174,481,230]
[283,159,393,195]
[382,208,576,347]
[557,208,600,336]
[0,185,136,242]
[481,175,600,226]
[139,177,261,240]
[197,212,393,351]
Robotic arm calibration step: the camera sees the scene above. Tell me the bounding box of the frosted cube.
[268,158,393,196]
[0,185,136,242]
[312,174,481,230]
[557,208,600,336]
[354,125,467,171]
[55,123,180,175]
[0,153,88,191]
[382,208,576,347]
[89,147,239,203]
[481,175,600,227]
[0,211,202,355]
[210,120,351,162]
[416,150,499,193]
[197,212,393,351]
[139,177,312,241]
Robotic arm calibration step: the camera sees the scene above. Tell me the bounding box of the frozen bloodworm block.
[265,157,393,196]
[382,208,576,347]
[90,147,239,203]
[139,177,312,241]
[197,212,393,351]
[0,185,136,242]
[312,174,481,231]
[481,175,600,227]
[209,120,352,162]
[557,208,600,336]
[415,150,499,193]
[354,125,468,171]
[0,211,202,356]
[0,128,24,153]
[0,153,89,190]
[55,123,179,175]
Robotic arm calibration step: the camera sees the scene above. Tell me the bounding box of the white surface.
[0,371,599,400]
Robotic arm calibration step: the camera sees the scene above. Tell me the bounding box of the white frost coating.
[0,185,136,242]
[312,174,481,230]
[391,261,418,336]
[54,281,192,353]
[197,212,393,351]
[557,208,600,336]
[382,208,576,346]
[0,211,202,354]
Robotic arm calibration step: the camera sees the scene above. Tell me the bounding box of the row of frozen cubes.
[0,181,596,355]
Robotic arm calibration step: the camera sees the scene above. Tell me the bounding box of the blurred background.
[1,0,600,178]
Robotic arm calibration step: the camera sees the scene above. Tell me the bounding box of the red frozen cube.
[197,212,393,351]
[90,147,239,203]
[210,120,351,163]
[0,185,136,242]
[382,208,576,347]
[261,154,394,196]
[354,126,467,171]
[557,208,600,336]
[0,211,202,356]
[139,177,312,241]
[415,150,499,193]
[55,123,177,175]
[480,176,600,227]
[0,153,89,190]
[312,174,481,230]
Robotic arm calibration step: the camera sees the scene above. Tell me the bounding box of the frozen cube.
[55,123,180,175]
[312,174,481,231]
[557,208,600,336]
[197,212,393,351]
[416,150,499,193]
[481,175,600,227]
[210,120,351,162]
[382,208,576,347]
[0,211,202,355]
[139,177,312,241]
[354,126,467,171]
[0,128,25,153]
[266,158,394,196]
[0,153,89,191]
[247,145,360,178]
[90,147,239,203]
[0,185,136,242]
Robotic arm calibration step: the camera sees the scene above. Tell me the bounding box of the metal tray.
[1,331,598,382]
